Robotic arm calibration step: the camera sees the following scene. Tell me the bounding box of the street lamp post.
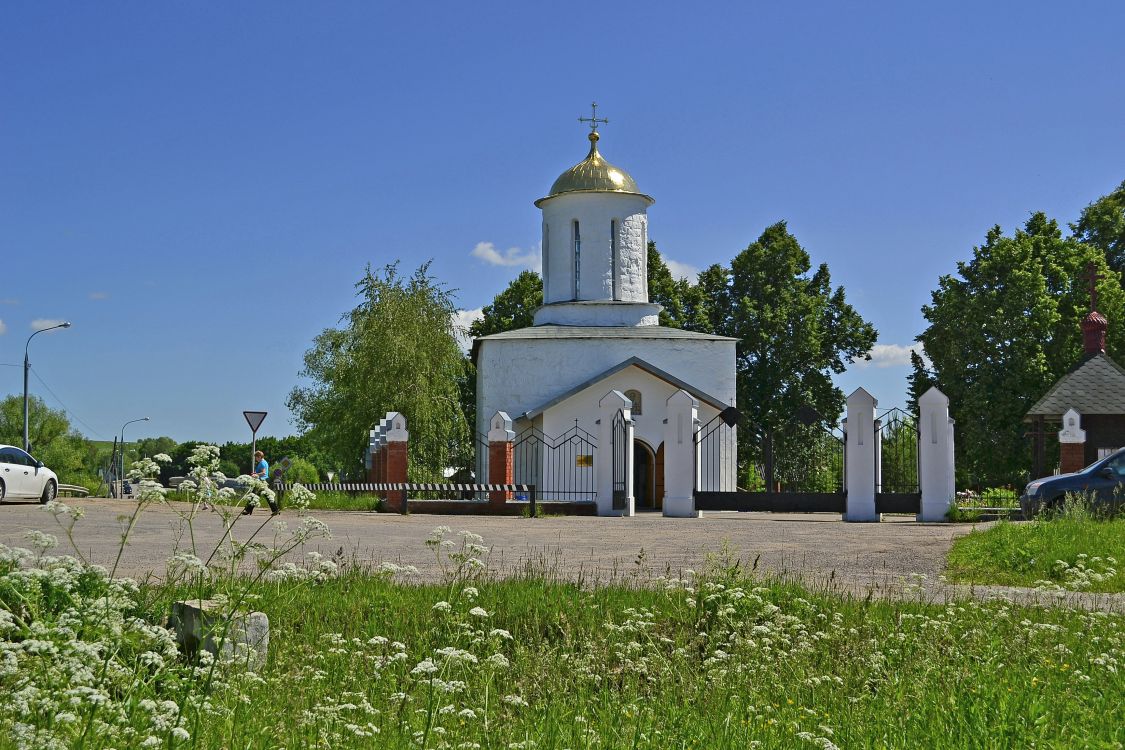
[24,322,72,452]
[118,417,150,493]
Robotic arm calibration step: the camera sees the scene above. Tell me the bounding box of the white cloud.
[89,291,109,300]
[664,258,700,282]
[452,308,484,352]
[857,343,928,368]
[0,319,6,335]
[470,242,540,272]
[30,319,68,332]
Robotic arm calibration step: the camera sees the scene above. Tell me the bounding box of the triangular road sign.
[243,411,268,433]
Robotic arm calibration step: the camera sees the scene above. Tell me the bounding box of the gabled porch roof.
[519,356,729,421]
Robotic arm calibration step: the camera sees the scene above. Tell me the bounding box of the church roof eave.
[533,189,654,208]
[469,324,738,364]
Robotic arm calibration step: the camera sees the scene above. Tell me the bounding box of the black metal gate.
[695,406,847,513]
[875,408,921,514]
[469,431,490,497]
[611,409,627,510]
[512,422,597,502]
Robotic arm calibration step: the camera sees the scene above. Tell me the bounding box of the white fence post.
[918,386,956,522]
[663,390,699,517]
[844,388,880,522]
[597,390,635,517]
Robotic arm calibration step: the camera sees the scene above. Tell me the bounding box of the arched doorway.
[634,440,656,509]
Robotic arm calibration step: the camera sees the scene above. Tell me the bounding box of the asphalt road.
[2,498,1121,611]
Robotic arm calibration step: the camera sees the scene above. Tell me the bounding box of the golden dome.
[535,132,653,207]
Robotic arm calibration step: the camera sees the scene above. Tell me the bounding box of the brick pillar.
[1060,443,1085,474]
[383,413,409,513]
[373,427,387,481]
[487,411,515,508]
[1058,408,1086,474]
[379,437,387,483]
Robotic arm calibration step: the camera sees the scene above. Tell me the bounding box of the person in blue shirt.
[242,450,280,516]
[252,451,269,482]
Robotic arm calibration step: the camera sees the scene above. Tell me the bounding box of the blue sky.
[3,1,1123,444]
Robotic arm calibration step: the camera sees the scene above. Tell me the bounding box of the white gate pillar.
[663,390,699,518]
[597,390,635,517]
[918,386,956,522]
[844,388,880,522]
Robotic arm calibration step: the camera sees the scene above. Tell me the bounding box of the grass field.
[4,524,1124,749]
[946,507,1125,593]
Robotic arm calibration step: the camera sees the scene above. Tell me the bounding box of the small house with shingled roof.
[1025,276,1125,475]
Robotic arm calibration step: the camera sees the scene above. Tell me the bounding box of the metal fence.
[512,422,597,502]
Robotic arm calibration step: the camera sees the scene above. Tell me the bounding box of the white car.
[0,445,59,503]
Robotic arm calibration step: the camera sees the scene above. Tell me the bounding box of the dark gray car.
[1020,447,1125,516]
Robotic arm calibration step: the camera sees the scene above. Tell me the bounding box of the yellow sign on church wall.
[575,454,593,467]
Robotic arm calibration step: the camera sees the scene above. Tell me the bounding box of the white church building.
[471,122,738,515]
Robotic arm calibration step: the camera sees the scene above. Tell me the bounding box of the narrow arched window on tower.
[573,220,581,299]
[624,389,642,415]
[611,219,617,300]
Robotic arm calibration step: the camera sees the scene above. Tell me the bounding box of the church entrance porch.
[633,439,660,510]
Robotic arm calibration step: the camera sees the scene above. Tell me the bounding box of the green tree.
[281,456,320,484]
[1072,180,1125,277]
[468,271,543,339]
[905,350,936,416]
[647,242,684,326]
[0,395,92,485]
[647,242,711,330]
[691,263,731,335]
[136,436,177,461]
[288,262,469,479]
[916,213,1125,486]
[716,222,876,443]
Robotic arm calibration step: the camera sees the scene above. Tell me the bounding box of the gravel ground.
[2,498,1122,612]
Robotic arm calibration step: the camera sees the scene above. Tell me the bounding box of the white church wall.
[540,192,651,304]
[476,337,736,502]
[475,336,736,443]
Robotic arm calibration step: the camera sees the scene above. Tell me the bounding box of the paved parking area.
[2,499,1122,611]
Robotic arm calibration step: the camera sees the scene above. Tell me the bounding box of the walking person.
[243,450,280,516]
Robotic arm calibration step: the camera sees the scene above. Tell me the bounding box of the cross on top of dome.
[578,101,609,134]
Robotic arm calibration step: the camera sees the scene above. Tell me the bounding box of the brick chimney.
[1082,310,1108,356]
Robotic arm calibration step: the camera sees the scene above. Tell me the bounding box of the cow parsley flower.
[411,659,439,676]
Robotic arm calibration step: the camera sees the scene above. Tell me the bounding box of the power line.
[28,367,107,439]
